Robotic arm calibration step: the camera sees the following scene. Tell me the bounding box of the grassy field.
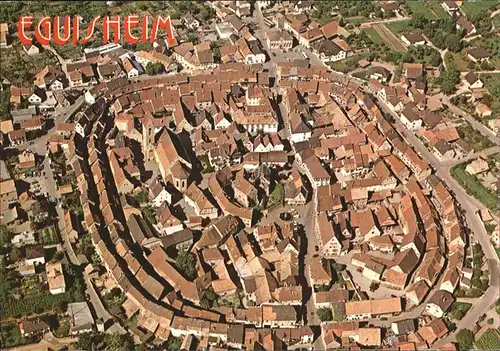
[457,122,495,151]
[449,301,472,320]
[385,20,413,34]
[42,225,59,245]
[448,52,470,72]
[363,27,385,45]
[481,73,500,115]
[345,17,368,26]
[451,163,499,213]
[475,328,500,350]
[407,1,448,20]
[373,24,407,52]
[461,0,500,18]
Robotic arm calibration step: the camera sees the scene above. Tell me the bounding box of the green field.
[457,122,495,152]
[345,17,368,26]
[407,1,448,20]
[449,301,472,320]
[481,73,500,115]
[451,163,499,214]
[461,0,500,17]
[446,52,470,72]
[385,20,413,34]
[363,27,385,45]
[42,225,59,245]
[475,329,500,350]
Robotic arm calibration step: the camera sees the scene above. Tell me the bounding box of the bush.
[317,308,333,322]
[456,329,474,350]
[175,250,197,280]
[449,302,472,320]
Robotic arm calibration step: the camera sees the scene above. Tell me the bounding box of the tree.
[145,62,163,76]
[317,308,333,322]
[164,335,182,350]
[445,34,463,53]
[412,13,427,29]
[10,247,21,262]
[0,90,10,120]
[456,329,474,350]
[76,332,95,351]
[369,282,380,292]
[101,333,134,351]
[175,250,197,280]
[428,51,442,67]
[439,68,460,94]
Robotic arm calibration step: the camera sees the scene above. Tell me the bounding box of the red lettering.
[141,17,149,43]
[151,16,175,46]
[35,17,52,45]
[53,16,71,45]
[103,16,120,44]
[18,16,33,45]
[81,16,100,44]
[124,15,139,44]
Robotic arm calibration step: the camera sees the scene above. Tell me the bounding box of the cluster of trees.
[456,329,475,350]
[412,14,464,53]
[145,62,164,76]
[0,90,10,120]
[383,45,441,67]
[76,332,135,351]
[437,53,461,94]
[175,250,197,280]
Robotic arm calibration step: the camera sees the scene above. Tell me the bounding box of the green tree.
[412,13,427,29]
[0,90,10,120]
[175,250,197,280]
[456,329,474,350]
[445,34,463,53]
[145,62,163,76]
[317,308,333,322]
[76,332,95,351]
[164,335,182,350]
[10,247,22,262]
[101,332,134,351]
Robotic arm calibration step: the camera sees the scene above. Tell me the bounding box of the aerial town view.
[0,1,499,350]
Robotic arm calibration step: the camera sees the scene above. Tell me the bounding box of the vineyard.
[3,292,73,318]
[475,329,500,350]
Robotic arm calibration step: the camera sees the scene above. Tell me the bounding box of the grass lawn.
[451,163,499,213]
[480,73,500,115]
[267,183,284,209]
[42,225,59,245]
[0,324,29,348]
[363,27,385,45]
[329,60,347,72]
[448,52,470,72]
[461,0,500,18]
[385,20,413,34]
[407,1,448,20]
[345,17,368,26]
[457,122,495,152]
[373,24,407,52]
[449,301,472,320]
[475,328,500,350]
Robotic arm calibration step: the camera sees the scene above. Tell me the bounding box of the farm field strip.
[372,23,407,52]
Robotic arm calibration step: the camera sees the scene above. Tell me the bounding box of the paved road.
[376,96,500,345]
[442,96,500,145]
